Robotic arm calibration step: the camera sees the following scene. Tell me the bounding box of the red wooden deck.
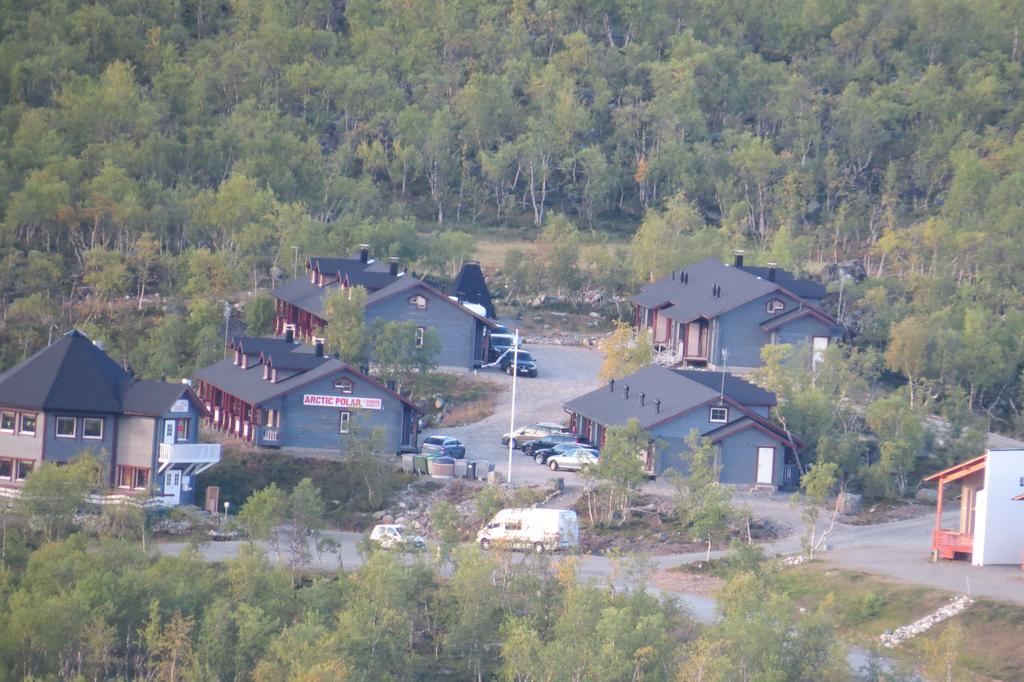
[932,529,973,560]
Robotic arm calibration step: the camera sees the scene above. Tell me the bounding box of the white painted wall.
[973,449,1024,566]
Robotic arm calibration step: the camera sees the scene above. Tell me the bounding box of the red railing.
[932,529,973,560]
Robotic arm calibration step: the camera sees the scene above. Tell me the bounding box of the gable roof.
[759,304,838,331]
[630,258,832,325]
[122,380,208,418]
[737,265,826,299]
[564,365,775,430]
[923,453,988,484]
[193,354,422,412]
[451,262,495,318]
[364,277,496,326]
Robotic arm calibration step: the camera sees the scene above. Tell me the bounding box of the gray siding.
[43,412,116,463]
[366,286,483,368]
[116,416,158,468]
[275,370,415,454]
[717,426,786,485]
[713,292,801,367]
[0,407,42,461]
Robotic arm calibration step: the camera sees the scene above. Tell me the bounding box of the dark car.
[534,442,600,465]
[420,435,466,459]
[487,333,520,362]
[500,350,537,377]
[522,432,590,457]
[492,324,511,335]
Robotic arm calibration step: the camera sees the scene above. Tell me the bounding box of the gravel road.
[425,343,605,486]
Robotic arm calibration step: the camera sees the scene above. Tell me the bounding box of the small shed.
[925,449,1024,566]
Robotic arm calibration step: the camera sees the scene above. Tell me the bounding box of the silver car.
[547,447,599,472]
[420,435,466,459]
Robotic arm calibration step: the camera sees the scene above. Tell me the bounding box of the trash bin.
[455,460,468,478]
[401,454,415,473]
[413,454,429,475]
[465,461,477,480]
[428,456,455,478]
[477,461,494,481]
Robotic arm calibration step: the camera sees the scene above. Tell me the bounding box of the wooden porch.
[924,454,987,562]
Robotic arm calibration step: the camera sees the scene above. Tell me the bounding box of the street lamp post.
[506,330,520,484]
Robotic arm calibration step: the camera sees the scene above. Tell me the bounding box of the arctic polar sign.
[302,394,383,410]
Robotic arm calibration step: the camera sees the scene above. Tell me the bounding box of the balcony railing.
[159,442,222,465]
[257,427,282,447]
[932,529,973,560]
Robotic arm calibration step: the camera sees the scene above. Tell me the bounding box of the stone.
[837,492,862,514]
[488,470,505,485]
[381,514,394,524]
[588,311,601,318]
[915,488,938,504]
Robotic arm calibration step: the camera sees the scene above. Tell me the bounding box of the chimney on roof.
[234,349,241,366]
[654,399,661,414]
[359,244,370,263]
[683,272,689,284]
[671,271,676,280]
[285,328,294,344]
[388,256,399,276]
[315,339,324,358]
[639,392,646,407]
[608,378,615,393]
[767,262,777,282]
[734,250,745,267]
[623,385,630,399]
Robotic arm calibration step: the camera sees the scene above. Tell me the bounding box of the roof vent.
[623,385,630,399]
[388,256,399,276]
[734,250,745,267]
[654,399,661,414]
[639,392,646,407]
[608,378,615,393]
[671,271,676,280]
[767,262,777,282]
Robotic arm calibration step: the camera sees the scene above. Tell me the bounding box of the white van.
[476,508,579,554]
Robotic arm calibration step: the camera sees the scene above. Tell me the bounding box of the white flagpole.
[507,330,520,484]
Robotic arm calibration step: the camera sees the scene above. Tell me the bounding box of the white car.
[547,447,599,472]
[369,524,426,551]
[501,422,571,449]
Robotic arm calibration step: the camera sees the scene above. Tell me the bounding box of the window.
[19,414,36,436]
[709,407,729,423]
[55,416,76,438]
[0,412,13,433]
[116,466,149,490]
[175,418,190,442]
[82,417,103,440]
[15,461,32,481]
[408,294,427,310]
[415,327,425,348]
[0,459,11,480]
[339,411,351,434]
[505,520,522,531]
[333,378,354,394]
[766,299,785,314]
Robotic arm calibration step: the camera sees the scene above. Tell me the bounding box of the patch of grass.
[768,563,1024,680]
[412,372,498,427]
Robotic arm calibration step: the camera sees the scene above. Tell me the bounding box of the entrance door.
[164,470,182,505]
[812,336,829,366]
[756,447,775,484]
[163,419,176,444]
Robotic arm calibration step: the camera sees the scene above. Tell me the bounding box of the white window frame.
[15,460,33,481]
[709,407,729,423]
[82,417,104,440]
[18,413,36,436]
[55,416,77,439]
[408,294,427,310]
[766,299,785,314]
[0,411,14,433]
[339,411,351,434]
[415,326,426,348]
[333,378,354,394]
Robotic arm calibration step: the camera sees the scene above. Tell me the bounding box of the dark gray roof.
[232,336,306,358]
[564,365,777,430]
[263,351,326,371]
[0,330,198,416]
[738,265,826,299]
[630,258,827,323]
[758,304,836,331]
[122,380,199,417]
[451,262,495,318]
[307,255,400,290]
[272,277,332,317]
[672,369,776,406]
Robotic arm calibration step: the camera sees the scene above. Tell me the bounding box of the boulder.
[837,492,862,515]
[915,488,938,504]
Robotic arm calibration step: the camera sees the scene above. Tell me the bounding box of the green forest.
[3,0,1024,426]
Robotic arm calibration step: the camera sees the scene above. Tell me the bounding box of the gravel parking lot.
[423,343,604,486]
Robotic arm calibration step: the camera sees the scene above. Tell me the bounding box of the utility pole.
[222,301,231,358]
[293,246,299,279]
[506,329,520,484]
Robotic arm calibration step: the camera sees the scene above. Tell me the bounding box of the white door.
[163,419,176,444]
[756,447,775,484]
[164,470,182,505]
[812,336,829,366]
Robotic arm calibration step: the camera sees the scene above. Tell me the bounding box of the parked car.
[533,441,598,465]
[369,524,426,551]
[522,433,590,457]
[500,349,537,377]
[476,508,579,553]
[501,422,571,449]
[547,447,600,472]
[487,333,521,362]
[492,324,511,335]
[420,435,466,459]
